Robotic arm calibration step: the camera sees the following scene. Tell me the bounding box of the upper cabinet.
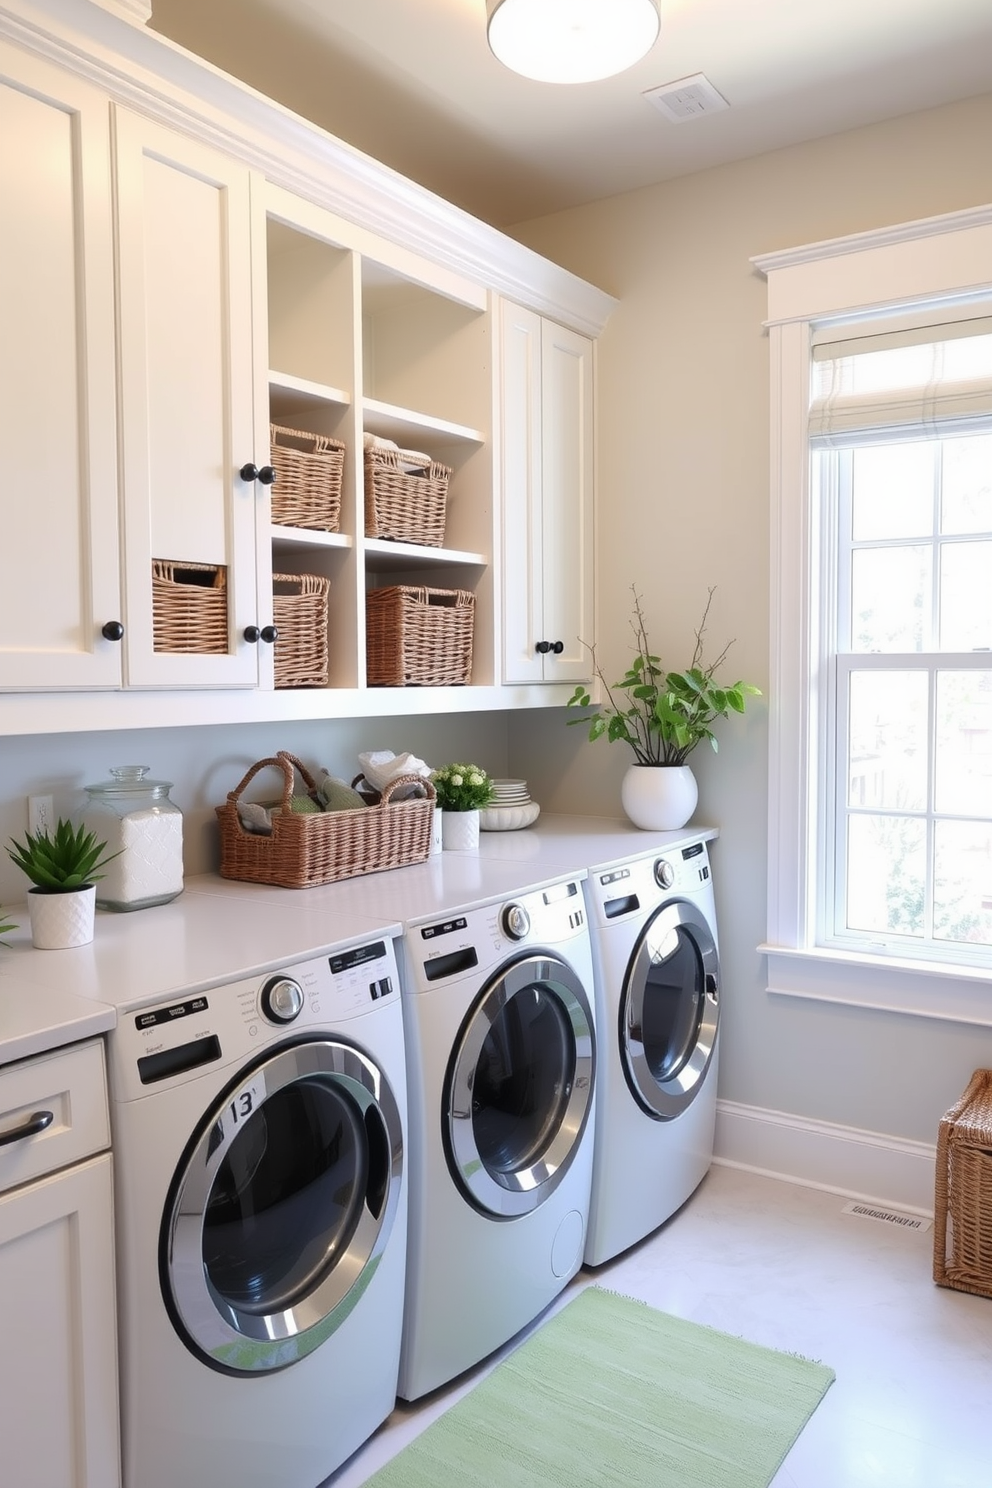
[0,45,121,690]
[499,301,594,686]
[114,111,264,688]
[0,1,615,730]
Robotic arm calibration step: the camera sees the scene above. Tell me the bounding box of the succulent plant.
[7,818,119,893]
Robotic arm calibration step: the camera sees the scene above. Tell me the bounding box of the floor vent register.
[841,1201,932,1232]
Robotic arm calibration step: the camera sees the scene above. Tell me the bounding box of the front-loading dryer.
[108,933,407,1488]
[582,836,720,1265]
[396,876,596,1400]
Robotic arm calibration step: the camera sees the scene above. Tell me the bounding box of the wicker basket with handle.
[272,572,330,688]
[366,585,474,686]
[270,424,345,531]
[933,1067,992,1299]
[216,751,435,887]
[364,445,451,547]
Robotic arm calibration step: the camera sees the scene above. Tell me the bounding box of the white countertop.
[0,814,716,1069]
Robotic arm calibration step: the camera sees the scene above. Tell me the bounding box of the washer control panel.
[588,840,714,926]
[109,936,400,1103]
[407,877,587,989]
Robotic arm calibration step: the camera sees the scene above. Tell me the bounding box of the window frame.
[756,204,992,1028]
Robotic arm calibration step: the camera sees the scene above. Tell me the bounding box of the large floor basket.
[216,751,435,887]
[934,1068,992,1299]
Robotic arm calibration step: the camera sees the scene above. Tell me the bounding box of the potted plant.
[566,587,761,830]
[429,763,494,851]
[6,818,119,949]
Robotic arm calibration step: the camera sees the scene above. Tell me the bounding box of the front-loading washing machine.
[396,876,596,1400]
[581,835,720,1265]
[108,932,408,1488]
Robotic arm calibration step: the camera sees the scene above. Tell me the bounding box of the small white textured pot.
[621,764,698,832]
[27,884,96,949]
[430,807,443,855]
[441,809,480,851]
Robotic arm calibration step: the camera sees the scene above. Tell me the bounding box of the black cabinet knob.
[243,625,260,643]
[239,463,277,485]
[535,640,551,654]
[551,641,565,655]
[260,625,278,644]
[101,621,124,642]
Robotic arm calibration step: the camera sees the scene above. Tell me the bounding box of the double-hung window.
[758,208,992,1024]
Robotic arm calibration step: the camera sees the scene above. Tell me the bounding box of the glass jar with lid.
[81,765,184,911]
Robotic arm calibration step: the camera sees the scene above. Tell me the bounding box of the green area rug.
[368,1286,834,1488]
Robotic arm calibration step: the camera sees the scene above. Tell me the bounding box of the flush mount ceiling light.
[486,0,660,85]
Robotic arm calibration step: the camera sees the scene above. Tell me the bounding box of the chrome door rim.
[162,1038,403,1374]
[622,900,719,1121]
[445,954,595,1218]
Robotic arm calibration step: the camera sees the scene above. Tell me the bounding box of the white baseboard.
[714,1099,937,1215]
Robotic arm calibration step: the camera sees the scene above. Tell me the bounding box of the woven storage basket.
[934,1068,992,1299]
[364,445,451,548]
[272,572,330,688]
[216,751,435,888]
[270,424,345,532]
[366,585,474,686]
[152,560,227,654]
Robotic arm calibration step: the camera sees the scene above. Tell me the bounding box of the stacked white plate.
[480,779,541,832]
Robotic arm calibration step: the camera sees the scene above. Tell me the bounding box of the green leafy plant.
[429,763,495,812]
[0,907,16,941]
[6,818,119,893]
[567,587,761,767]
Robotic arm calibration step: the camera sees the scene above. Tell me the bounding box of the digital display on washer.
[421,917,467,940]
[682,842,705,859]
[542,881,579,905]
[134,995,208,1030]
[329,940,387,973]
[423,946,479,982]
[137,1034,222,1085]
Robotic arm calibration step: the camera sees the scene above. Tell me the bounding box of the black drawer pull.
[0,1110,55,1147]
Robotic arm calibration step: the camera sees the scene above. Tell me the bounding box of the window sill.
[760,944,992,1028]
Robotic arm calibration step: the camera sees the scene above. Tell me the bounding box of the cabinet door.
[115,111,261,687]
[0,48,122,689]
[500,302,594,685]
[540,319,594,683]
[0,1154,120,1488]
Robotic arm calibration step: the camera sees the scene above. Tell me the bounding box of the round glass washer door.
[161,1038,403,1376]
[444,954,595,1218]
[621,899,719,1120]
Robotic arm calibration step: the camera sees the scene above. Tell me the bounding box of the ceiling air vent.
[643,73,729,124]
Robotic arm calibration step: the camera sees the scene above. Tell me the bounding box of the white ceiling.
[148,0,992,227]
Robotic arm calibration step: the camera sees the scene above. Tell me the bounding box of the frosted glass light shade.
[486,0,660,84]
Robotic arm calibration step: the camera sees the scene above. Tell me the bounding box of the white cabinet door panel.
[0,49,121,689]
[541,321,594,682]
[500,302,544,685]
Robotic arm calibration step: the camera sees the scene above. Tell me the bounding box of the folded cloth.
[236,793,321,836]
[358,749,432,801]
[363,431,431,473]
[316,772,368,812]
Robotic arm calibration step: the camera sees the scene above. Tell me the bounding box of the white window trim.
[754,203,992,1029]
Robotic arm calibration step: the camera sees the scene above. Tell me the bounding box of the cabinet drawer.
[0,1039,110,1195]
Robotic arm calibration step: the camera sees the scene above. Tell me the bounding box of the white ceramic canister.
[81,765,184,911]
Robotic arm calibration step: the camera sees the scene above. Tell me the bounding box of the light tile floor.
[326,1164,992,1488]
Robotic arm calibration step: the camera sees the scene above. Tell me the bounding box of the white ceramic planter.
[430,807,444,855]
[441,809,480,851]
[27,884,96,949]
[620,764,698,831]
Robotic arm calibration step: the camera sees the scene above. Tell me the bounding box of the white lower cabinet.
[499,300,595,686]
[0,1042,120,1488]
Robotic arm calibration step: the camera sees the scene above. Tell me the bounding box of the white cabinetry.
[500,301,594,685]
[0,45,121,690]
[0,1039,119,1488]
[115,110,264,688]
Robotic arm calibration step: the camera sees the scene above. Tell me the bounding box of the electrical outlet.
[27,794,54,836]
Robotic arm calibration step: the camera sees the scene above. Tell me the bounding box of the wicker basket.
[366,585,474,686]
[272,572,330,688]
[216,751,435,888]
[152,560,227,654]
[364,445,451,548]
[934,1068,992,1299]
[270,424,345,532]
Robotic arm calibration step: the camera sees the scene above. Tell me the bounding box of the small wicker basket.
[216,751,435,888]
[270,424,345,532]
[152,560,227,655]
[934,1068,992,1299]
[364,445,451,548]
[272,572,330,688]
[366,585,474,686]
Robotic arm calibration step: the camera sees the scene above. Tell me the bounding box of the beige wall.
[507,92,992,1144]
